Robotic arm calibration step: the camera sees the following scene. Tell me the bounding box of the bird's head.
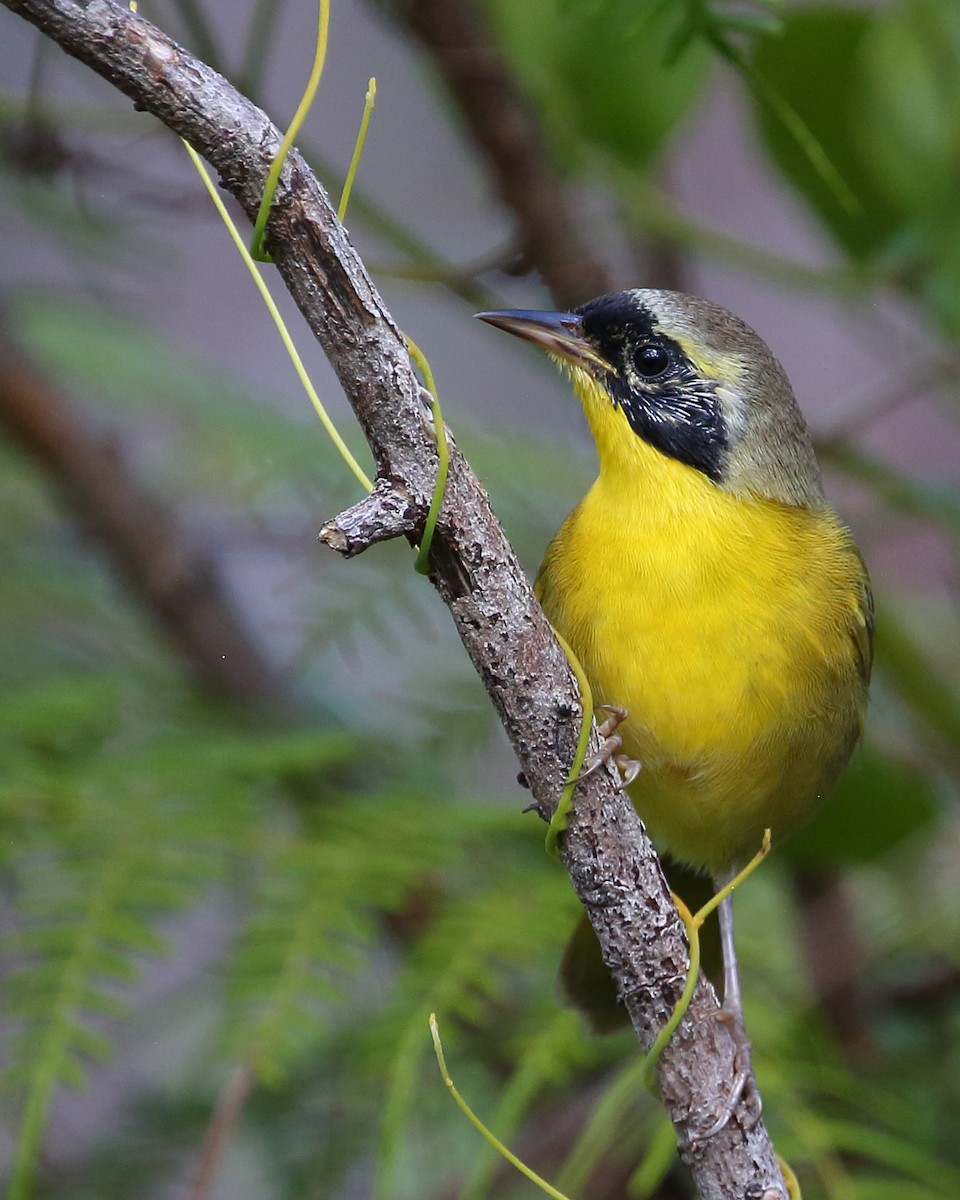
[477,289,825,507]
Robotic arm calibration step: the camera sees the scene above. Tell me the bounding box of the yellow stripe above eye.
[668,334,748,386]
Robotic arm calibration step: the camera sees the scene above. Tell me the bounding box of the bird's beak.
[475,309,613,373]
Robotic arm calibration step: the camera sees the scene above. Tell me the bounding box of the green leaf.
[822,1118,960,1192]
[783,746,939,866]
[557,0,708,173]
[853,1186,952,1200]
[751,5,902,259]
[917,216,960,335]
[853,0,960,330]
[872,603,960,761]
[490,0,708,175]
[854,0,960,217]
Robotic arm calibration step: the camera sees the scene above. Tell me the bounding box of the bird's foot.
[577,704,641,790]
[689,1006,762,1140]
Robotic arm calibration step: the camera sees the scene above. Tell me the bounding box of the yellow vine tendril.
[181,140,373,493]
[545,631,597,857]
[193,36,796,1194]
[644,829,772,1086]
[250,0,330,261]
[778,1154,804,1200]
[405,336,449,575]
[339,78,377,222]
[430,1015,573,1200]
[217,0,447,568]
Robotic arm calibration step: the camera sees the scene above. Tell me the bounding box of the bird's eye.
[634,343,671,378]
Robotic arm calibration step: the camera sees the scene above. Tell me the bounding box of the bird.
[477,289,872,1131]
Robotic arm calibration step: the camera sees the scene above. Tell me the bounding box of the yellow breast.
[537,425,870,876]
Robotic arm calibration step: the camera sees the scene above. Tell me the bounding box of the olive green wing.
[852,552,874,688]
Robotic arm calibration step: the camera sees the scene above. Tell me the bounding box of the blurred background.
[0,1,958,1197]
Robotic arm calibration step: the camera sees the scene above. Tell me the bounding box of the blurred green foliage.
[0,1,958,1199]
[752,6,901,259]
[489,0,709,174]
[753,0,960,329]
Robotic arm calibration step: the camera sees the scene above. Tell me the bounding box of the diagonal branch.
[0,2,788,1195]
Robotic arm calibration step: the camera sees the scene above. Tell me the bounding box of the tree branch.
[1,1,788,1194]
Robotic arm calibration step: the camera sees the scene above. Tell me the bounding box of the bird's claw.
[577,705,641,791]
[689,1008,762,1141]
